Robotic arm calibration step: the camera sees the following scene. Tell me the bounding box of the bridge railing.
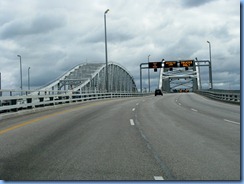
[195,89,240,104]
[0,89,147,114]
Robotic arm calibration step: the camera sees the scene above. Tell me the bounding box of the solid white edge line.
[130,119,135,126]
[224,119,240,125]
[154,176,164,180]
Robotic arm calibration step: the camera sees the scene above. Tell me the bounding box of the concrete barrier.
[196,89,240,104]
[0,90,146,114]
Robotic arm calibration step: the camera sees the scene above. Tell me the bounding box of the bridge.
[35,62,137,93]
[0,61,240,180]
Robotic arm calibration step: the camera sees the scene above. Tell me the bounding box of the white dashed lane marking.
[130,119,135,126]
[154,176,164,180]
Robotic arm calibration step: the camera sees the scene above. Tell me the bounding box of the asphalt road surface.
[0,93,240,180]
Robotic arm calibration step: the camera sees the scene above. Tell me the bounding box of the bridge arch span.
[38,62,137,93]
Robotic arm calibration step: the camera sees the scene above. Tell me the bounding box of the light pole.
[148,54,150,92]
[28,67,30,90]
[17,55,23,94]
[207,41,213,89]
[104,9,109,92]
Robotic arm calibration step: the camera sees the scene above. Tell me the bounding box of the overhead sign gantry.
[160,59,197,93]
[140,59,211,93]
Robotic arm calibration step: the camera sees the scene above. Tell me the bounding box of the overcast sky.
[0,0,240,91]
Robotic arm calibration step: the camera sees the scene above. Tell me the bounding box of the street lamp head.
[105,9,109,14]
[207,41,210,43]
[17,55,21,57]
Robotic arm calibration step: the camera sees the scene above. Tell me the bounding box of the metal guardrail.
[0,89,146,114]
[196,89,240,104]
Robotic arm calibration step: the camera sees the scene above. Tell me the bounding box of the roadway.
[0,93,240,180]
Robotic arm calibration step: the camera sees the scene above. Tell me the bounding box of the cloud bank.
[0,0,240,90]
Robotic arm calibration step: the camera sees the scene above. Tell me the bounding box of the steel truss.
[37,63,137,93]
[159,62,198,93]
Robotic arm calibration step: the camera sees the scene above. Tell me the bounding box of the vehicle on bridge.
[155,89,163,96]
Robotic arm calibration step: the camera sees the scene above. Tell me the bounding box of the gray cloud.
[0,0,240,91]
[181,0,215,8]
[0,12,67,39]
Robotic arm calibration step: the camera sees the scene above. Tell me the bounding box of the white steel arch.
[37,63,137,93]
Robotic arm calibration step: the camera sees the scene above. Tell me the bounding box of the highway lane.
[0,98,164,180]
[0,94,240,180]
[136,93,240,180]
[176,93,240,124]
